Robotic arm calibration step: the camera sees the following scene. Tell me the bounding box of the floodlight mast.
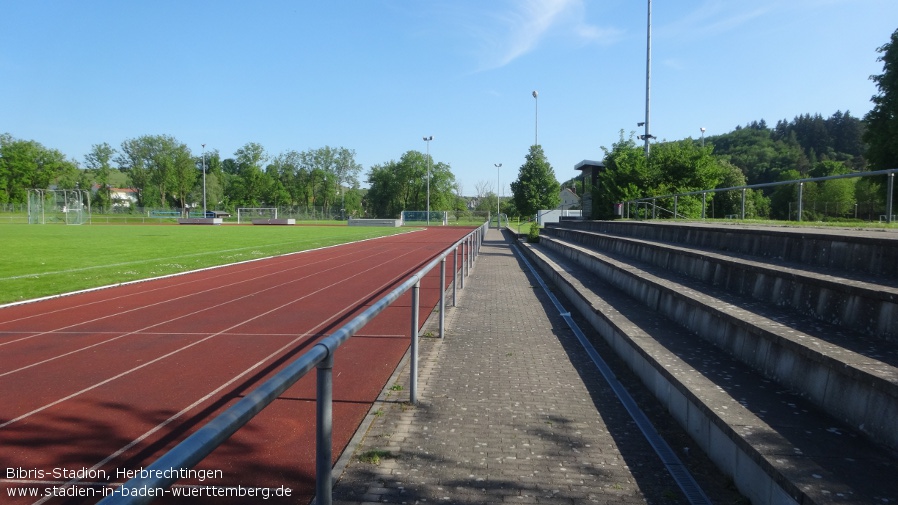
[644,0,652,157]
[532,91,538,146]
[202,144,206,216]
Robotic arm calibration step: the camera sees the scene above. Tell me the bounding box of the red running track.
[0,227,474,504]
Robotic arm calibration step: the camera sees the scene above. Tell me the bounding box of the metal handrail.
[98,222,488,505]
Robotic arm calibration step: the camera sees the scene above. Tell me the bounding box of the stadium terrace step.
[543,225,898,339]
[553,220,898,279]
[520,221,898,505]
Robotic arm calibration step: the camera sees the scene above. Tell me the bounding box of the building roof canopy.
[574,160,606,172]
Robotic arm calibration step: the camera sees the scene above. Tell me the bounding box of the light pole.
[495,163,502,228]
[532,90,539,146]
[644,0,652,157]
[201,144,206,216]
[423,136,433,225]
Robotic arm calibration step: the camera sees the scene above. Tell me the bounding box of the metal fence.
[623,168,897,223]
[0,205,492,226]
[98,222,488,505]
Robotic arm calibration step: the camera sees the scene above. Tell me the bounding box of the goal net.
[28,189,90,225]
[237,207,277,224]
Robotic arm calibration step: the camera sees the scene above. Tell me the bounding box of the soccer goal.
[237,207,277,224]
[400,210,448,226]
[28,189,91,224]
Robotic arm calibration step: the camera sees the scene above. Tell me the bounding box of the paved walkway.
[331,229,698,505]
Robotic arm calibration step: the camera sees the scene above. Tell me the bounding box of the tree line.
[0,130,559,221]
[590,109,884,222]
[0,134,462,219]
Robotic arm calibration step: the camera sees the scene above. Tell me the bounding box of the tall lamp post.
[201,144,206,216]
[494,163,502,228]
[532,90,539,146]
[423,136,433,225]
[644,0,652,157]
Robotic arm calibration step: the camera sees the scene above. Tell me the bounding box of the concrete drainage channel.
[512,243,713,505]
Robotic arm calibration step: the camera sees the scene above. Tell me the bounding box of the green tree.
[510,145,560,218]
[268,150,307,207]
[366,160,404,218]
[595,132,649,219]
[365,150,456,219]
[713,160,766,218]
[855,176,885,219]
[596,132,727,219]
[807,160,856,218]
[648,139,725,218]
[166,140,197,212]
[864,27,898,170]
[295,146,364,214]
[192,149,224,212]
[117,134,192,208]
[769,170,805,220]
[710,126,804,184]
[84,142,117,210]
[0,134,78,204]
[227,142,270,207]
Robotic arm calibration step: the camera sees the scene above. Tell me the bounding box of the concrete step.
[536,233,898,453]
[543,226,898,340]
[520,240,898,505]
[550,220,898,280]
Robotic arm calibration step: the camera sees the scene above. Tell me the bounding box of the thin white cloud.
[662,58,685,71]
[472,0,621,71]
[658,1,773,40]
[493,0,572,67]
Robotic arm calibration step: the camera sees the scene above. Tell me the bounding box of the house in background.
[559,187,580,210]
[92,184,139,208]
[536,187,583,227]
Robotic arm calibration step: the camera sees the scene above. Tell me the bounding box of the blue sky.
[2,0,896,196]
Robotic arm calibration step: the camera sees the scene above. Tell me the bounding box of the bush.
[527,224,540,243]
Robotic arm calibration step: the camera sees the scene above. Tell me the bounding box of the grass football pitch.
[0,224,410,305]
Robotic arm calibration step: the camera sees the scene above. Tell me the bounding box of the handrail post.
[474,229,479,261]
[469,234,474,269]
[886,172,895,224]
[478,227,482,255]
[453,246,458,306]
[460,243,465,290]
[439,258,446,338]
[410,280,420,404]
[315,350,335,505]
[465,236,470,276]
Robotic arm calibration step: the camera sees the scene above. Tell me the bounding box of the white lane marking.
[2,240,429,427]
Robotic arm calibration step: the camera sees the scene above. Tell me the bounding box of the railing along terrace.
[99,222,488,505]
[623,168,897,223]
